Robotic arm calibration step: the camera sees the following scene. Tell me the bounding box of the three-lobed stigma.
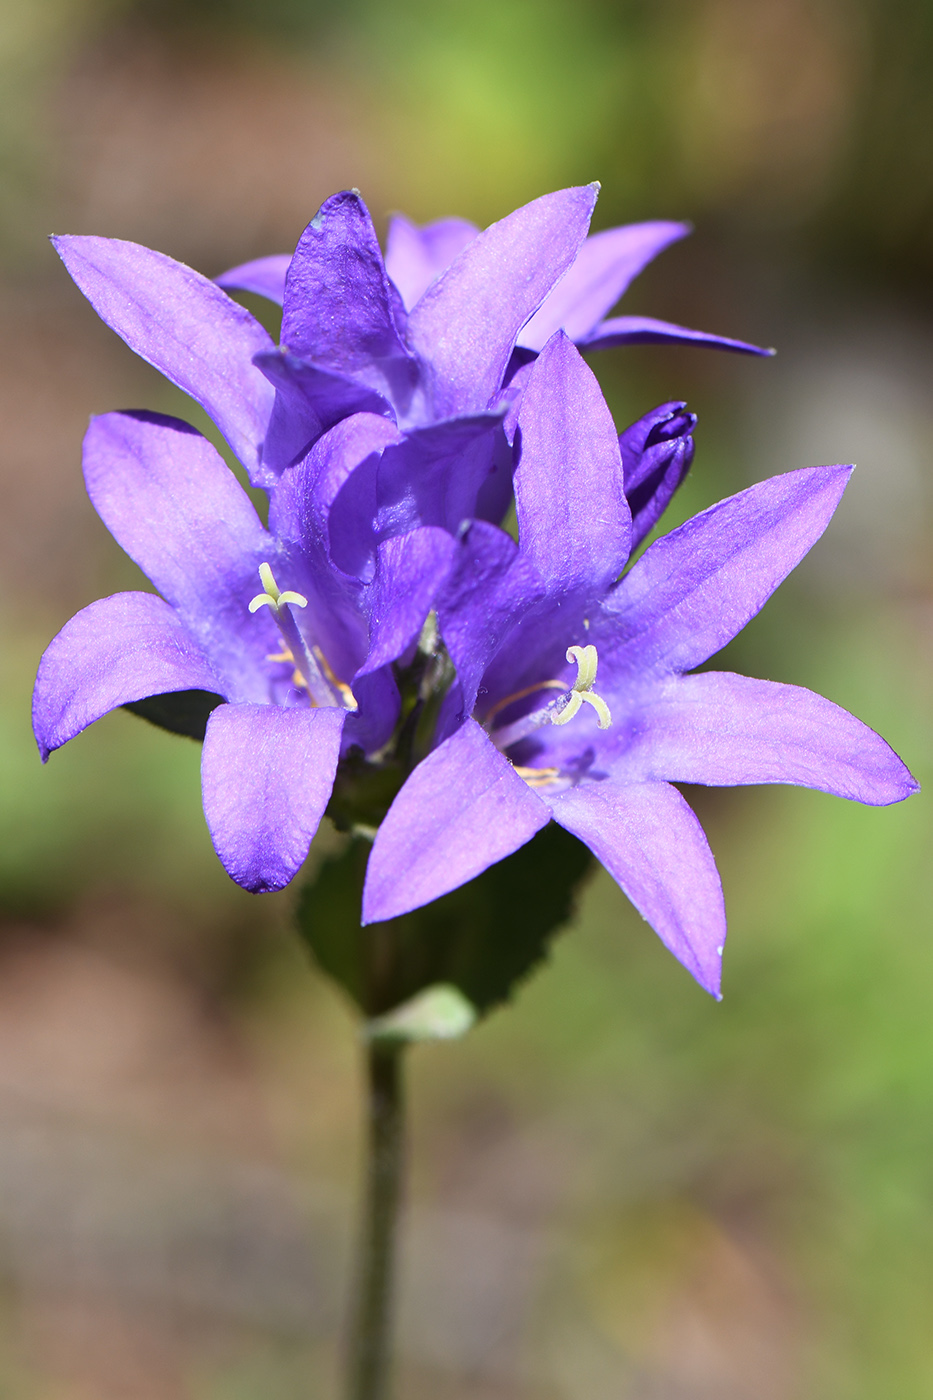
[484,641,613,761]
[249,562,308,615]
[247,563,357,711]
[552,645,612,729]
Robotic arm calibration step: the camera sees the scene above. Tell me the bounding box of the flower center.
[249,562,357,710]
[485,643,612,753]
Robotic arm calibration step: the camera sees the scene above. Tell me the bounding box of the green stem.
[347,1040,405,1400]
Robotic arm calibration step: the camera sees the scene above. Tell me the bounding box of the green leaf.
[296,822,592,1019]
[123,689,224,741]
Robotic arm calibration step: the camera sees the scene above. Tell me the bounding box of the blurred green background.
[1,0,932,1396]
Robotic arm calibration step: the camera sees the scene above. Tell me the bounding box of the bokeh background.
[2,0,933,1395]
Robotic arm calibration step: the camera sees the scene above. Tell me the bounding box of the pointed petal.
[619,401,696,547]
[406,184,599,420]
[518,220,690,351]
[515,332,631,593]
[83,411,278,702]
[281,191,411,380]
[437,520,546,716]
[580,314,774,357]
[384,214,479,311]
[599,465,853,675]
[255,349,393,480]
[622,672,920,805]
[359,527,458,676]
[52,235,275,483]
[548,779,724,996]
[474,412,522,525]
[201,702,345,893]
[216,254,291,304]
[362,718,550,922]
[33,592,219,761]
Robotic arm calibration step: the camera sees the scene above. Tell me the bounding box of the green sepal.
[364,984,476,1044]
[326,748,405,834]
[123,689,224,741]
[296,822,592,1020]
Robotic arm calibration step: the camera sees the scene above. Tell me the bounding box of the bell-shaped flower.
[359,334,918,998]
[50,186,768,513]
[32,410,456,894]
[220,192,770,368]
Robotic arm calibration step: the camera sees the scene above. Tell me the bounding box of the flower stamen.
[266,646,308,691]
[313,644,358,712]
[484,679,566,726]
[513,764,561,788]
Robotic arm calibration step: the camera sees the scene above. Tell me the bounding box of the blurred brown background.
[1,0,932,1396]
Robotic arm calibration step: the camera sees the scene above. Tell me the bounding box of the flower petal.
[342,668,400,756]
[599,465,853,676]
[201,702,345,893]
[406,184,599,420]
[437,520,547,717]
[547,778,725,996]
[359,527,458,676]
[517,220,690,351]
[384,214,479,311]
[216,254,291,305]
[515,332,631,594]
[52,235,275,483]
[281,191,412,387]
[33,592,219,761]
[83,411,278,702]
[272,410,401,576]
[271,412,403,554]
[329,412,506,577]
[270,413,404,681]
[619,671,920,804]
[579,313,773,357]
[362,718,550,922]
[378,412,506,535]
[255,350,393,481]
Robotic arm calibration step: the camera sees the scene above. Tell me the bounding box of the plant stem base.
[347,1041,405,1400]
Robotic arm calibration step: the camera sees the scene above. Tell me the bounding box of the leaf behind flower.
[296,822,592,1020]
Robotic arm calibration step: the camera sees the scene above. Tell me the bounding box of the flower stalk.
[347,1039,406,1400]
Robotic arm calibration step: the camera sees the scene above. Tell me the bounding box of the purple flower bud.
[619,400,697,547]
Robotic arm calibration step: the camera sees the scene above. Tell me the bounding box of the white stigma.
[487,641,612,753]
[249,561,308,614]
[552,644,612,729]
[247,562,352,710]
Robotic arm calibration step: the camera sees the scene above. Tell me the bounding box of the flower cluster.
[34,185,917,997]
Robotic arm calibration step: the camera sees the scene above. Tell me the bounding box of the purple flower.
[358,334,918,997]
[32,410,456,893]
[50,186,768,512]
[219,194,770,360]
